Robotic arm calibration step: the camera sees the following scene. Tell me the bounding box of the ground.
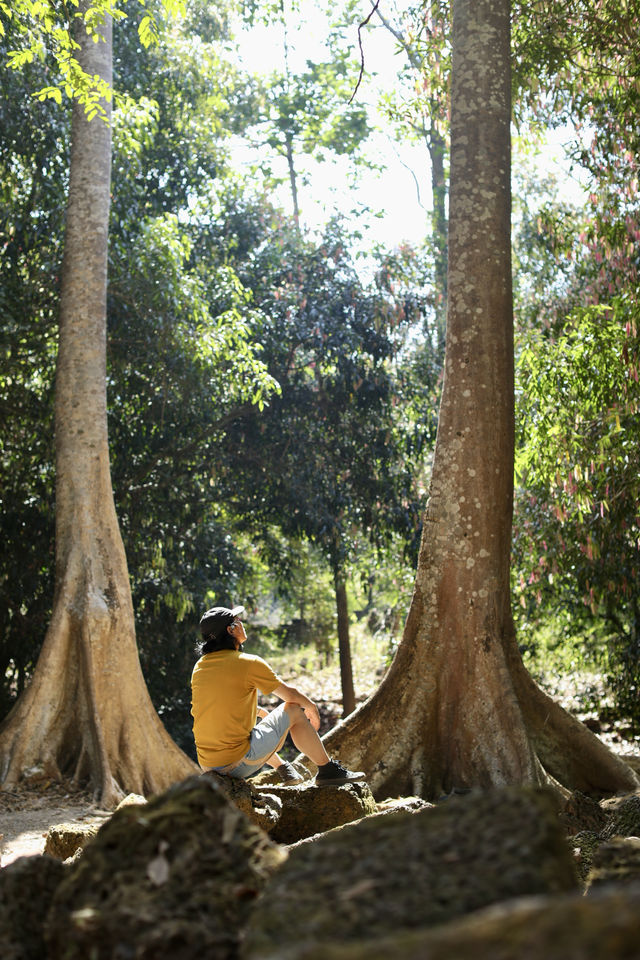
[0,778,109,867]
[1,634,638,866]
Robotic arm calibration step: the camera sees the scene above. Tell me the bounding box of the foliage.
[0,0,187,112]
[203,209,430,581]
[509,0,640,726]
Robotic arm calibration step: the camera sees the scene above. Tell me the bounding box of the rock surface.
[559,791,607,835]
[600,793,640,840]
[203,771,282,833]
[275,885,640,960]
[243,786,579,960]
[585,836,640,891]
[0,855,66,960]
[44,821,100,860]
[569,830,601,883]
[45,774,286,960]
[255,781,376,844]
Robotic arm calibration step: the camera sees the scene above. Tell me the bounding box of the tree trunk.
[320,0,638,801]
[0,4,196,807]
[429,123,448,354]
[334,568,356,717]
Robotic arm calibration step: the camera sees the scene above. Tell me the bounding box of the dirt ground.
[0,779,110,867]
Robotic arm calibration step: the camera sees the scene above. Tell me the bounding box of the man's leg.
[283,702,330,765]
[283,701,366,785]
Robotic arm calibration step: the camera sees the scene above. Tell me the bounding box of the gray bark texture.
[0,3,196,806]
[319,0,638,801]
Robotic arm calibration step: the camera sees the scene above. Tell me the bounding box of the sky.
[230,2,589,253]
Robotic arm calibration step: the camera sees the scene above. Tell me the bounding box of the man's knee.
[283,701,305,723]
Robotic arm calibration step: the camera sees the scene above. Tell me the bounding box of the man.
[191,605,366,786]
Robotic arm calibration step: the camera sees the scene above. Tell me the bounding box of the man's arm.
[271,682,321,730]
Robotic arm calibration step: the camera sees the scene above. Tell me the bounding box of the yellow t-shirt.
[190,650,281,768]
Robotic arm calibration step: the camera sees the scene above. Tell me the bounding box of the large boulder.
[243,786,579,959]
[271,885,640,960]
[0,855,66,960]
[254,782,376,844]
[45,774,286,960]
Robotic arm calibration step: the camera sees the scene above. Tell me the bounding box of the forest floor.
[1,634,638,868]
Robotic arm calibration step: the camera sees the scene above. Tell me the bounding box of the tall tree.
[0,2,196,805]
[321,0,638,800]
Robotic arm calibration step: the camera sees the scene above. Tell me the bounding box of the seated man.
[191,605,365,786]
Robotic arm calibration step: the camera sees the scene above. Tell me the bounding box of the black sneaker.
[276,761,304,784]
[314,759,366,786]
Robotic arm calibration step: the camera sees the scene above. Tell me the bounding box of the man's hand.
[304,702,321,731]
[272,681,321,730]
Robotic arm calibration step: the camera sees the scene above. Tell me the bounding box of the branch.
[349,0,382,104]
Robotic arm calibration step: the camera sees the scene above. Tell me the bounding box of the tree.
[0,2,196,805]
[320,0,638,800]
[206,210,425,717]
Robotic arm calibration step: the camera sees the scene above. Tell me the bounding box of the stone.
[585,836,640,891]
[45,774,286,960]
[569,830,601,883]
[600,793,640,840]
[204,770,282,833]
[44,821,100,860]
[559,791,607,835]
[273,885,640,960]
[115,792,147,811]
[375,796,432,816]
[0,855,66,960]
[288,795,433,850]
[243,786,579,960]
[255,781,376,844]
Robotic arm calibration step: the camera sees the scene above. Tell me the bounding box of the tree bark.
[334,568,356,717]
[0,3,196,806]
[318,0,638,801]
[429,123,448,353]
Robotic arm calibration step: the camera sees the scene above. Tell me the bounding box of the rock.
[274,885,640,960]
[569,830,601,883]
[45,774,286,960]
[288,795,433,850]
[375,796,432,816]
[585,836,640,891]
[203,770,282,833]
[0,855,66,960]
[600,793,640,840]
[44,821,100,860]
[243,786,579,960]
[255,781,376,845]
[115,792,147,811]
[559,791,607,835]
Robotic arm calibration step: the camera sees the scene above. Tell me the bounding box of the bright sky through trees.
[231,1,589,251]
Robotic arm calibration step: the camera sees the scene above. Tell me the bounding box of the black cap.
[199,605,245,640]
